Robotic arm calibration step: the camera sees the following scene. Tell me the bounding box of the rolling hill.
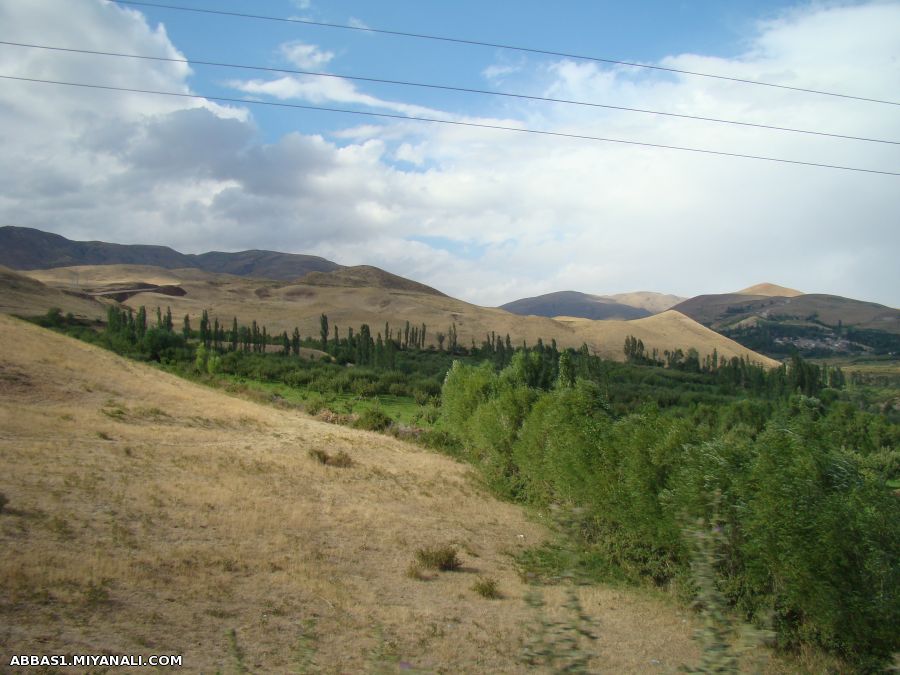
[14,264,778,367]
[0,314,702,671]
[673,286,900,358]
[500,290,684,320]
[500,291,651,320]
[0,226,340,280]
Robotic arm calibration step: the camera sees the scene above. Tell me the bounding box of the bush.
[353,406,393,432]
[472,577,501,599]
[415,545,462,571]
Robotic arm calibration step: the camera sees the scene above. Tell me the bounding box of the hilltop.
[0,314,701,671]
[736,283,803,297]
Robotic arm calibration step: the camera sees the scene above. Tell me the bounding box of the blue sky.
[134,0,797,142]
[1,0,898,307]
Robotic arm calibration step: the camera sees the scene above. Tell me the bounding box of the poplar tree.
[292,327,300,356]
[320,313,329,351]
[182,314,191,341]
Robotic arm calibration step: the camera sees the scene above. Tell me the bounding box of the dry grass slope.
[735,283,803,297]
[19,264,778,367]
[0,315,708,672]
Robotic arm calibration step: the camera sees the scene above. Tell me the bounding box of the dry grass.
[18,263,778,366]
[0,314,715,673]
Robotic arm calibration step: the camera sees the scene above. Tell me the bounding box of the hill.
[301,265,446,296]
[0,314,701,671]
[673,291,900,358]
[500,291,651,320]
[603,291,686,314]
[17,264,778,366]
[0,265,109,318]
[0,225,340,280]
[736,283,803,297]
[500,290,684,319]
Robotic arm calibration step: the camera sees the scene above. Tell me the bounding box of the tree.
[320,314,329,351]
[182,314,191,341]
[292,327,301,356]
[557,350,576,389]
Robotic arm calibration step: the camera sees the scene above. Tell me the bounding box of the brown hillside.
[16,264,778,366]
[0,315,704,671]
[300,265,447,296]
[0,265,108,318]
[736,283,803,297]
[556,310,779,367]
[602,291,686,314]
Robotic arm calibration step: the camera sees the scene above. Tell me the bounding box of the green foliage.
[442,363,900,669]
[353,405,393,432]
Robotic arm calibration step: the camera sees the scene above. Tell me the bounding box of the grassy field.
[1,314,720,673]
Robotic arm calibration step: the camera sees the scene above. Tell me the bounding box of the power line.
[3,40,896,146]
[1,74,897,177]
[109,0,900,107]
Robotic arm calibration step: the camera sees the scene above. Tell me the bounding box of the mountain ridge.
[0,225,341,280]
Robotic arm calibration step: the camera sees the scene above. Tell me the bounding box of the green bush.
[353,406,393,432]
[472,577,501,599]
[415,545,462,571]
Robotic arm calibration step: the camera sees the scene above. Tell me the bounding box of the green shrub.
[472,577,501,599]
[415,545,462,571]
[354,406,393,432]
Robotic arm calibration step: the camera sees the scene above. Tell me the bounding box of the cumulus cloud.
[0,0,897,308]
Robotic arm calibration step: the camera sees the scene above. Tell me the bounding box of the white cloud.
[279,41,334,70]
[0,0,898,309]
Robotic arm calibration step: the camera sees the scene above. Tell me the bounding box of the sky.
[0,0,898,308]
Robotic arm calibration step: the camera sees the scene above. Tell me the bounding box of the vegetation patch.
[308,448,354,468]
[415,545,462,572]
[471,577,501,599]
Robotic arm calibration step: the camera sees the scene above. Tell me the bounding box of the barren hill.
[736,283,803,297]
[0,265,108,318]
[301,265,446,296]
[603,291,686,314]
[16,264,778,366]
[0,314,701,671]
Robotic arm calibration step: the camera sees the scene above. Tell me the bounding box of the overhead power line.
[1,74,897,177]
[108,0,900,107]
[2,40,896,146]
